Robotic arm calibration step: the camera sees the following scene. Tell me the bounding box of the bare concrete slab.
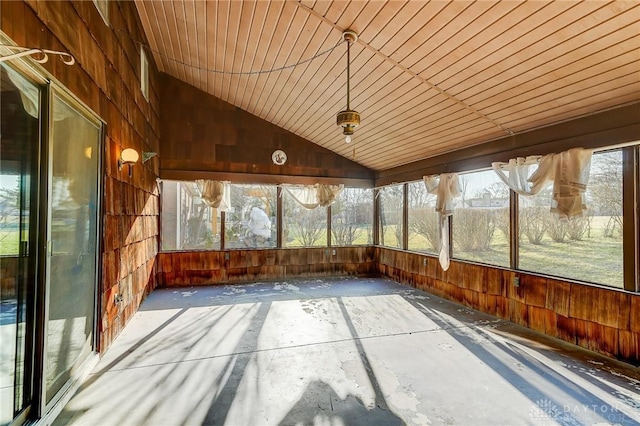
[54,277,640,425]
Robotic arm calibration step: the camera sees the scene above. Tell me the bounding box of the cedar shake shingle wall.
[1,1,161,351]
[159,74,374,181]
[156,247,377,286]
[376,247,639,365]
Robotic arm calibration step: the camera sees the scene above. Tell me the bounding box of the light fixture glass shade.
[120,148,139,164]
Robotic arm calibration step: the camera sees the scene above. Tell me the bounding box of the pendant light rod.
[343,30,357,110]
[336,30,360,142]
[346,36,351,110]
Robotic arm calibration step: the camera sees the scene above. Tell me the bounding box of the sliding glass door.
[0,64,40,425]
[43,91,101,406]
[0,62,103,424]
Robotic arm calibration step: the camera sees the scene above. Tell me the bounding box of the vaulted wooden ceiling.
[135,0,640,171]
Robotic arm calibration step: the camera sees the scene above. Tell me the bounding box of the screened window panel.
[331,187,373,246]
[407,181,438,254]
[160,181,222,251]
[518,150,623,288]
[282,190,327,247]
[225,184,276,249]
[378,184,403,249]
[452,170,510,267]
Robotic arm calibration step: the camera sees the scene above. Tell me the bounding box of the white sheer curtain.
[317,184,344,207]
[6,66,72,121]
[283,184,344,209]
[283,185,318,209]
[491,156,541,195]
[423,173,460,271]
[492,147,592,219]
[195,180,230,210]
[536,148,592,219]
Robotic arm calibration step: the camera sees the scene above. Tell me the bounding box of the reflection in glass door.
[43,92,101,405]
[0,65,39,425]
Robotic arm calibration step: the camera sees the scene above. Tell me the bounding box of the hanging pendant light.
[337,30,360,143]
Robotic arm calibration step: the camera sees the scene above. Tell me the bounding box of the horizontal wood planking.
[375,102,640,186]
[137,1,640,170]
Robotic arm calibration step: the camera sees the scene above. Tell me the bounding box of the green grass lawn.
[385,220,624,288]
[286,226,373,247]
[518,235,622,287]
[380,226,402,248]
[6,217,622,288]
[0,229,19,256]
[518,216,623,287]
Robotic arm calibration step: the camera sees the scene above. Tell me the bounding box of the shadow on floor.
[202,301,272,425]
[402,298,640,426]
[53,277,639,426]
[278,380,404,426]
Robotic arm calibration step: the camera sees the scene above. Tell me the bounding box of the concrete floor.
[54,277,640,426]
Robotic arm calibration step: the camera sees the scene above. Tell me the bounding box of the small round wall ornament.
[272,149,287,165]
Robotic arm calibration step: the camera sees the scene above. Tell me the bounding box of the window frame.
[160,181,372,251]
[450,168,511,269]
[622,145,639,291]
[156,142,639,293]
[377,183,405,249]
[92,0,110,26]
[514,148,626,288]
[140,47,149,102]
[406,179,438,255]
[371,143,639,292]
[329,187,374,247]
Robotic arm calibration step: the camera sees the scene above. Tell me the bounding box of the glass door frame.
[0,57,47,426]
[36,83,105,417]
[1,34,105,425]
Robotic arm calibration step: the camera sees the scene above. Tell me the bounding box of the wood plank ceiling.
[135,0,640,171]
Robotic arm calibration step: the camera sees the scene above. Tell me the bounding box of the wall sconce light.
[118,148,139,177]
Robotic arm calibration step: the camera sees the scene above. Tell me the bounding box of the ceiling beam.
[375,102,640,186]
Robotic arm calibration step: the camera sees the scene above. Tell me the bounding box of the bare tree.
[379,185,403,246]
[0,181,20,247]
[290,206,325,246]
[520,206,547,244]
[588,151,623,237]
[494,207,510,241]
[331,188,367,245]
[407,182,439,251]
[545,216,567,243]
[453,208,495,251]
[410,208,439,251]
[281,190,326,247]
[488,181,510,199]
[566,216,592,241]
[332,222,361,246]
[459,176,469,207]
